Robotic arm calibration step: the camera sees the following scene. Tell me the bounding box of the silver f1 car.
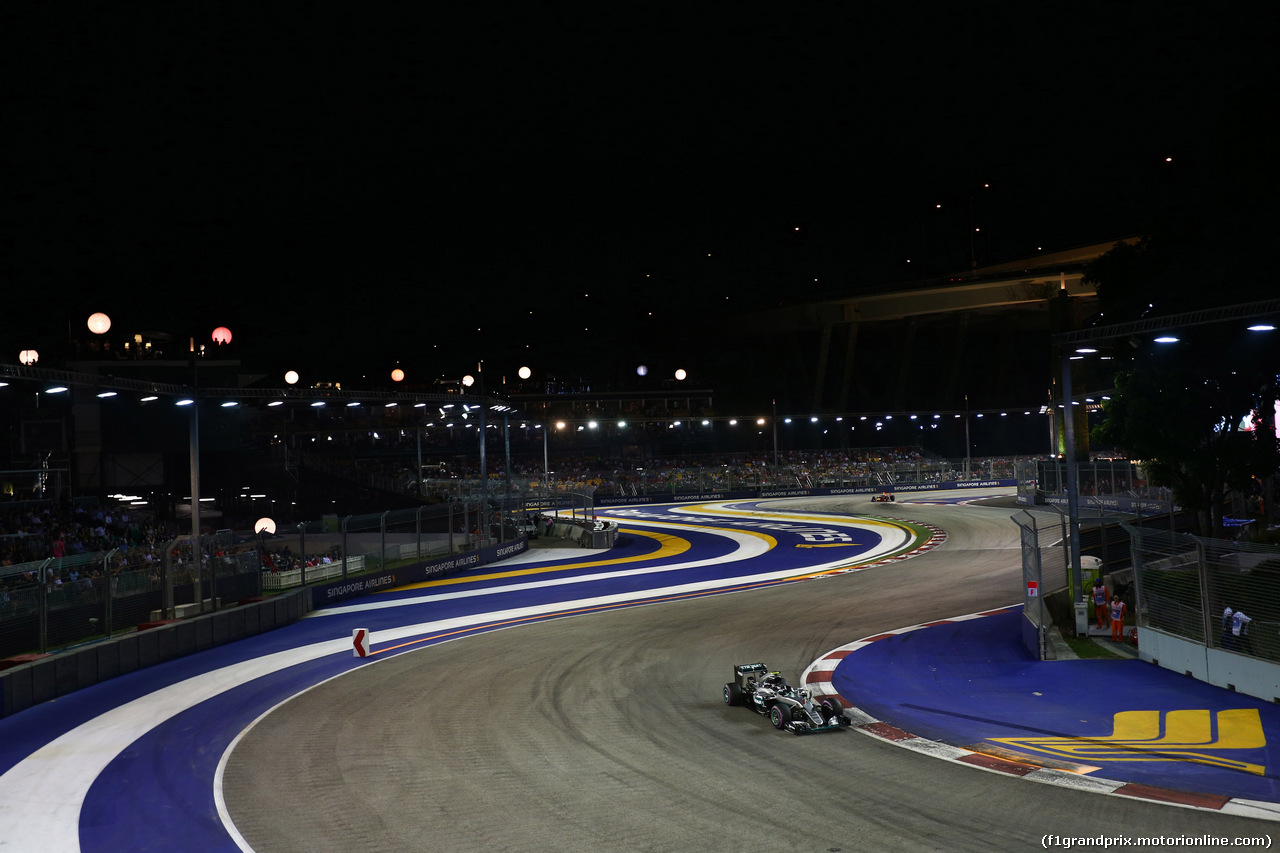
[722,662,850,734]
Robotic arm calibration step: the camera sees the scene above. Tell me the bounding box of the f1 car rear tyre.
[769,705,788,730]
[723,683,742,706]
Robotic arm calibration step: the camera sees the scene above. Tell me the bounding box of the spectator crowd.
[0,504,186,618]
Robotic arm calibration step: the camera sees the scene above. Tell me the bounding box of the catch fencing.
[1126,523,1280,671]
[0,530,260,659]
[1012,505,1134,659]
[0,492,565,661]
[1012,509,1071,658]
[401,456,1022,501]
[1014,512,1280,698]
[1015,459,1179,516]
[259,495,543,592]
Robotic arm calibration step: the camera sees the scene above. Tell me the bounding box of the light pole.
[552,420,566,517]
[416,420,425,497]
[462,366,486,495]
[477,367,486,491]
[1061,351,1084,629]
[772,398,779,467]
[964,393,971,479]
[185,324,235,615]
[187,336,202,564]
[254,516,275,593]
[502,409,511,489]
[1053,280,1085,634]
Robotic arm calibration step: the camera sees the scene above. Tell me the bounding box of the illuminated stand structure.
[2,316,525,626]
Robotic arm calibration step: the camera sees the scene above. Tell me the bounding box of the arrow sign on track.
[353,628,370,658]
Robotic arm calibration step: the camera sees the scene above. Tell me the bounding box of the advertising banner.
[597,479,1017,506]
[313,537,530,607]
[1042,494,1176,516]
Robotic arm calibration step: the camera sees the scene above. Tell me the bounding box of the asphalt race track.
[219,494,1272,853]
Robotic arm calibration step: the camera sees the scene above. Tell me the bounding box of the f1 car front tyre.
[820,696,845,724]
[768,705,789,730]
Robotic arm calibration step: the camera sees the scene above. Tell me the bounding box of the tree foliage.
[1081,106,1280,539]
[1085,230,1280,538]
[1093,365,1279,538]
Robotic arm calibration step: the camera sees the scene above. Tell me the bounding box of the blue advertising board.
[593,479,1016,506]
[312,537,530,607]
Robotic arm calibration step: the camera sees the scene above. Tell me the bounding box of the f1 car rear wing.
[732,662,769,687]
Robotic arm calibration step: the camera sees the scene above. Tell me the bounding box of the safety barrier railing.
[261,555,365,591]
[0,532,262,660]
[1128,524,1280,659]
[0,494,552,661]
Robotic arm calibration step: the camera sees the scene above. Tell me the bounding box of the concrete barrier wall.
[0,589,311,719]
[1140,627,1280,704]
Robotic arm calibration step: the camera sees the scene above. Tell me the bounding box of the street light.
[772,399,779,466]
[87,313,111,335]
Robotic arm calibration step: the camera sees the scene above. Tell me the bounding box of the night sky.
[5,5,1276,406]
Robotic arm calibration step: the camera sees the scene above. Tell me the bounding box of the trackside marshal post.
[353,628,370,658]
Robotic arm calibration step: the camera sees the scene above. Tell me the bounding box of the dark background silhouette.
[5,5,1276,407]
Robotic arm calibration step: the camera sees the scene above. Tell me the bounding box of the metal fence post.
[341,516,350,580]
[1038,518,1046,656]
[208,533,217,613]
[162,538,174,619]
[380,510,389,572]
[1196,537,1213,651]
[37,558,51,653]
[1057,508,1070,588]
[299,522,308,587]
[1012,512,1044,659]
[103,550,116,637]
[497,495,506,544]
[192,530,202,613]
[1099,513,1110,570]
[1125,522,1144,628]
[416,505,424,561]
